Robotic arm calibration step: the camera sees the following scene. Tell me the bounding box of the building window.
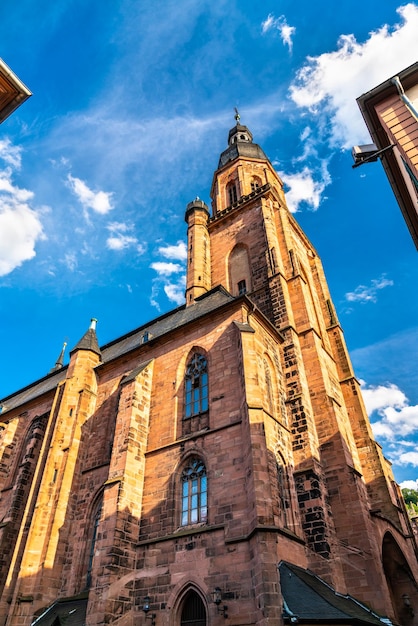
[227,182,238,205]
[181,458,207,526]
[185,354,208,418]
[263,359,274,415]
[237,279,247,295]
[277,460,290,528]
[86,501,102,588]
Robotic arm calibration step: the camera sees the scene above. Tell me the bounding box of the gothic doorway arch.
[179,589,207,626]
[382,531,417,626]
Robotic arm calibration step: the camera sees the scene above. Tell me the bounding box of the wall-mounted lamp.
[351,143,395,169]
[212,587,228,618]
[143,596,156,626]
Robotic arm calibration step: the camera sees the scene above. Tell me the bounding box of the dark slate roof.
[70,328,102,358]
[218,140,267,169]
[31,596,87,626]
[218,123,268,169]
[0,367,68,415]
[0,287,236,415]
[279,562,389,625]
[99,286,235,364]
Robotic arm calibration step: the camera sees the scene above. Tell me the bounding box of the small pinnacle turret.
[49,341,67,373]
[70,318,102,358]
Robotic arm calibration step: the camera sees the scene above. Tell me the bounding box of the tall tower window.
[250,176,261,192]
[229,244,252,296]
[181,458,207,526]
[238,279,247,295]
[185,354,208,418]
[227,182,238,205]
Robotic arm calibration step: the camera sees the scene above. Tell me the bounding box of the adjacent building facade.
[357,62,418,248]
[0,58,31,124]
[1,120,417,626]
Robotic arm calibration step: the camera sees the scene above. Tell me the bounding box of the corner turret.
[184,197,211,306]
[70,318,102,359]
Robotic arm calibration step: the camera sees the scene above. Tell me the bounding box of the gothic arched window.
[185,354,208,418]
[263,358,274,416]
[277,458,291,529]
[227,181,238,205]
[181,458,207,526]
[86,500,102,588]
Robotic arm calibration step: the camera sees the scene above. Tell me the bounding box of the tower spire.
[49,341,67,373]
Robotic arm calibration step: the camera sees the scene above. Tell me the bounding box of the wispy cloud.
[150,241,187,308]
[345,275,393,303]
[67,174,114,215]
[105,222,145,253]
[0,142,45,277]
[262,14,296,52]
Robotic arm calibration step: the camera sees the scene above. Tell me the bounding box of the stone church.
[0,118,417,626]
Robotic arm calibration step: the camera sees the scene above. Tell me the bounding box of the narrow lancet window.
[181,458,207,526]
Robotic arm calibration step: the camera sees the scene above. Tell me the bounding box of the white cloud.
[262,14,296,52]
[67,174,113,215]
[398,452,418,467]
[278,163,331,212]
[164,276,186,305]
[150,244,187,307]
[150,261,183,276]
[361,382,407,415]
[0,164,45,277]
[360,381,418,466]
[158,241,187,261]
[400,479,418,490]
[345,275,394,303]
[289,3,418,148]
[0,139,22,169]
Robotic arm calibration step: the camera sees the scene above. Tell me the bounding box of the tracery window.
[185,354,208,418]
[181,458,207,526]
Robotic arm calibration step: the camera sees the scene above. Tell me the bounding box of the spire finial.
[234,107,240,123]
[90,318,98,331]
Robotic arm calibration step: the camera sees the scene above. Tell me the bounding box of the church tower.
[185,114,418,616]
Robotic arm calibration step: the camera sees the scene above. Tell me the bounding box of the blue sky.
[1,1,418,487]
